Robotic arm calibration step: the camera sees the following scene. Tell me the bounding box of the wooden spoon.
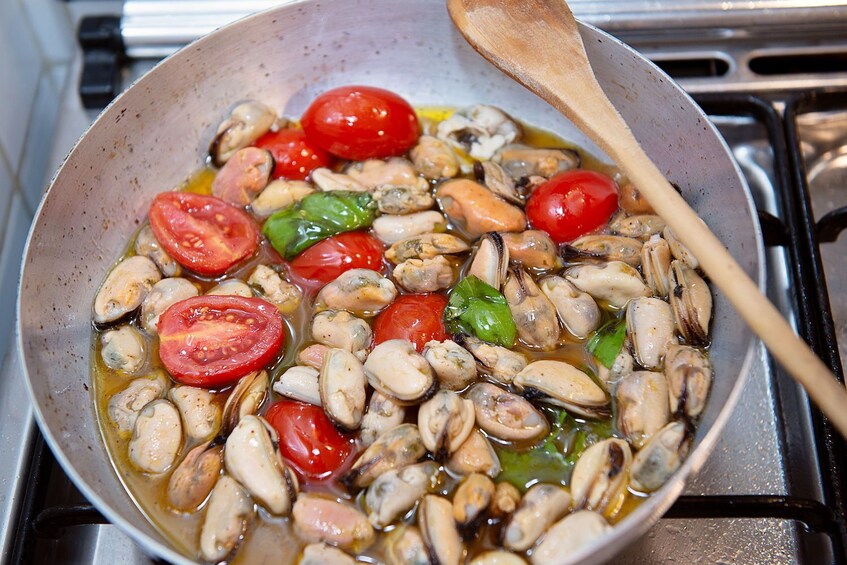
[447,0,847,438]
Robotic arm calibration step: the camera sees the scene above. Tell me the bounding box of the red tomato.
[373,294,448,352]
[157,295,284,388]
[265,400,355,481]
[255,128,332,180]
[288,231,384,285]
[525,170,619,243]
[149,192,259,276]
[301,86,420,160]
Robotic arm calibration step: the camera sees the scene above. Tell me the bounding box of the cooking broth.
[92,102,708,563]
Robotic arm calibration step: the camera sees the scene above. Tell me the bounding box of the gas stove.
[3,1,847,564]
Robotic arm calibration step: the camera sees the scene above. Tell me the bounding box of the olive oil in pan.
[92,112,656,563]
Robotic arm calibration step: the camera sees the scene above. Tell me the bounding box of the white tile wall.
[0,193,31,365]
[0,155,14,253]
[0,0,42,169]
[19,71,63,213]
[0,0,74,366]
[21,0,74,64]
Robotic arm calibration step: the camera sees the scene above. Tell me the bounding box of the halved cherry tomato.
[301,86,420,160]
[265,400,355,482]
[149,192,259,276]
[288,231,384,285]
[525,170,619,243]
[373,293,448,352]
[157,295,284,388]
[254,128,332,180]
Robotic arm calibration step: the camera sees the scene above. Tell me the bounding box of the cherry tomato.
[148,192,259,276]
[157,295,284,388]
[525,170,619,243]
[288,231,384,285]
[373,293,448,352]
[255,128,332,180]
[301,86,420,160]
[265,400,355,481]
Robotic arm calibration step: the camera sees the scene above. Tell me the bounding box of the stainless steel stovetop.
[3,1,847,564]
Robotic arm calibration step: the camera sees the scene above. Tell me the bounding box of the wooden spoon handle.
[606,122,847,441]
[448,0,847,438]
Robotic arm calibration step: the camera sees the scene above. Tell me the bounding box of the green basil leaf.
[298,191,376,231]
[587,318,627,369]
[444,275,516,347]
[564,430,587,466]
[496,437,571,492]
[262,191,376,259]
[496,408,612,491]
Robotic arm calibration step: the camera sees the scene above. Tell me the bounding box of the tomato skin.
[373,294,448,352]
[149,192,259,276]
[265,400,355,482]
[525,170,619,243]
[255,128,332,181]
[157,295,284,388]
[301,86,420,160]
[289,231,384,285]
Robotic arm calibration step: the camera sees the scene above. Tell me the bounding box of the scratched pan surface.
[17,0,762,562]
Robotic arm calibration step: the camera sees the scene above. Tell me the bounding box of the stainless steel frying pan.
[17,0,763,562]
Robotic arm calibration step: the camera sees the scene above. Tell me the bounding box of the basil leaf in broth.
[263,191,376,259]
[587,318,627,369]
[496,410,591,491]
[299,191,376,231]
[444,275,516,347]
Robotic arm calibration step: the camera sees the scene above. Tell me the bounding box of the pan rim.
[16,2,764,563]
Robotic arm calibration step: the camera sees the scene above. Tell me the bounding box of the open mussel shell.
[221,371,269,437]
[167,441,223,512]
[468,232,509,289]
